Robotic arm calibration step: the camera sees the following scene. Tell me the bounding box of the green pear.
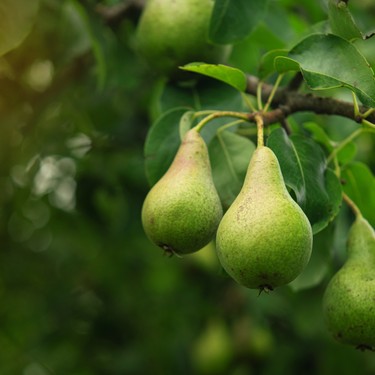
[322,215,375,350]
[216,146,313,290]
[142,128,223,255]
[136,0,230,78]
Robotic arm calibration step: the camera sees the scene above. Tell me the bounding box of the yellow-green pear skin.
[142,128,223,255]
[136,0,230,77]
[322,216,375,350]
[216,146,313,290]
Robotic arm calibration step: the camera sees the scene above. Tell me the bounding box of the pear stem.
[255,114,264,147]
[194,110,217,118]
[194,111,250,133]
[342,193,362,218]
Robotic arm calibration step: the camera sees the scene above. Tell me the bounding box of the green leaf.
[258,49,289,79]
[336,142,357,166]
[290,224,333,292]
[209,0,269,44]
[144,107,191,186]
[275,33,375,107]
[303,122,334,152]
[180,63,247,92]
[0,0,39,56]
[328,0,362,41]
[342,162,375,227]
[303,122,357,165]
[209,131,255,210]
[267,128,342,234]
[158,79,244,115]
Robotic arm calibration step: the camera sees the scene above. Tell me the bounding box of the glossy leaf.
[303,122,334,151]
[328,0,362,41]
[259,49,289,79]
[144,107,191,186]
[267,128,342,234]
[275,34,375,107]
[0,0,39,56]
[158,79,244,115]
[342,162,375,227]
[209,131,255,209]
[157,80,244,143]
[336,142,357,166]
[180,63,247,92]
[209,0,269,44]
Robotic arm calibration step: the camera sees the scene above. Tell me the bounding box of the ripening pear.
[136,0,230,77]
[142,128,223,255]
[322,215,375,350]
[216,146,313,291]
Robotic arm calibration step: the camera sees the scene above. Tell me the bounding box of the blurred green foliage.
[0,0,374,374]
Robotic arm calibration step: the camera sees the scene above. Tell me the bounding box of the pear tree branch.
[246,75,375,126]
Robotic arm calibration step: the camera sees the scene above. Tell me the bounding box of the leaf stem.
[362,108,375,119]
[257,82,264,111]
[352,92,361,119]
[194,111,250,133]
[326,128,363,164]
[362,118,375,130]
[218,119,247,135]
[255,114,264,147]
[241,92,257,112]
[263,74,284,113]
[342,193,362,218]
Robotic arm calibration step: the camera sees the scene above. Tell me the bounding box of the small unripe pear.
[136,0,230,78]
[322,216,375,350]
[216,146,313,290]
[142,128,223,255]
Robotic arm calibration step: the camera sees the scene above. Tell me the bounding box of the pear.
[142,128,223,255]
[136,0,230,78]
[216,146,313,290]
[322,216,375,350]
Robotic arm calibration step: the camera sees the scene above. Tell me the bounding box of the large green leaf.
[328,0,362,41]
[275,33,375,107]
[303,122,334,152]
[209,131,255,210]
[342,162,375,227]
[209,0,269,44]
[0,0,39,56]
[157,79,244,116]
[180,63,247,92]
[156,79,244,143]
[144,107,191,186]
[267,128,342,234]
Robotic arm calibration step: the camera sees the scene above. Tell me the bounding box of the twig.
[246,74,375,124]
